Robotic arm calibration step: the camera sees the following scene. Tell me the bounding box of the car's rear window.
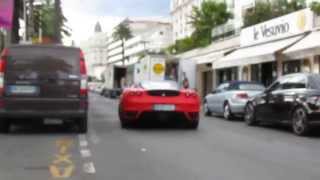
[7,47,80,80]
[238,83,265,91]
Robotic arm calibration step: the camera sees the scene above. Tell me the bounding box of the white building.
[105,18,173,88]
[80,22,109,80]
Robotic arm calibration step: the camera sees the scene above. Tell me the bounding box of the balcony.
[211,20,241,42]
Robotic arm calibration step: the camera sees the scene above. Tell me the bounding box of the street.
[0,93,320,180]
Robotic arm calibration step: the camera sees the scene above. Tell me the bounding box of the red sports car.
[119,81,200,129]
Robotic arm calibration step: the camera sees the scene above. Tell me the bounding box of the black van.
[0,45,88,133]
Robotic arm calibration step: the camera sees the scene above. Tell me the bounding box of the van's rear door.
[4,46,81,111]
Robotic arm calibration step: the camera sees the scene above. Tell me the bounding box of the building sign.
[241,9,314,46]
[153,63,165,75]
[0,0,14,29]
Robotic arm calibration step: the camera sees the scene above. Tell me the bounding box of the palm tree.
[190,0,233,46]
[112,21,132,41]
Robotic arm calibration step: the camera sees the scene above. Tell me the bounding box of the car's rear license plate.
[153,104,175,111]
[8,85,39,95]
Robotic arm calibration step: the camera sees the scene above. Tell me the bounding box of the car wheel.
[223,103,233,120]
[244,103,258,126]
[186,120,199,129]
[204,102,211,116]
[292,107,310,136]
[78,117,88,134]
[0,119,9,133]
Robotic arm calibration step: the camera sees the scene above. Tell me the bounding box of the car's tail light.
[235,93,249,99]
[80,50,88,97]
[185,91,198,98]
[0,48,8,97]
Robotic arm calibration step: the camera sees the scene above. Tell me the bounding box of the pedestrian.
[182,72,189,89]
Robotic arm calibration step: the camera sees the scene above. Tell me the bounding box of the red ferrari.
[119,81,200,129]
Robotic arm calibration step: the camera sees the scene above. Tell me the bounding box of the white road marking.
[83,162,96,174]
[141,148,147,152]
[80,140,88,147]
[80,149,92,158]
[89,129,100,145]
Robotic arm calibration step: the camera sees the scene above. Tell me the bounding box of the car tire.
[0,119,9,133]
[244,103,258,126]
[78,117,88,134]
[292,107,310,136]
[204,101,211,116]
[186,120,199,129]
[223,103,233,120]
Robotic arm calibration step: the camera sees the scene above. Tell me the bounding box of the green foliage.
[244,0,306,28]
[243,2,273,27]
[311,1,320,15]
[112,22,133,41]
[168,0,232,54]
[32,0,70,43]
[190,0,233,47]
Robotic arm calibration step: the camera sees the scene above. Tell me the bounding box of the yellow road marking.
[53,154,73,165]
[50,139,75,179]
[49,165,75,178]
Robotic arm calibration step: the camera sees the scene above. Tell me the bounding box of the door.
[207,83,229,113]
[255,81,281,121]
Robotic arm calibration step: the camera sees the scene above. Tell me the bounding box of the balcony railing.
[212,21,241,42]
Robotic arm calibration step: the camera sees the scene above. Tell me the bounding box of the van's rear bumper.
[0,110,87,119]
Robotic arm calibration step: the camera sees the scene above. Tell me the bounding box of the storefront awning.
[283,31,320,60]
[213,35,304,69]
[196,51,224,65]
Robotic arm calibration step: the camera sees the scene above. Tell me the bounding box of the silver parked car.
[204,81,265,120]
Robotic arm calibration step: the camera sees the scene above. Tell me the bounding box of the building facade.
[170,0,256,41]
[105,18,173,89]
[80,22,109,80]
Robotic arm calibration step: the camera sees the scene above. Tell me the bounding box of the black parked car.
[244,73,320,136]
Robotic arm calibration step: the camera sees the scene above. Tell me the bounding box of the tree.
[190,0,233,47]
[244,0,306,28]
[32,0,70,43]
[112,21,132,41]
[311,1,320,15]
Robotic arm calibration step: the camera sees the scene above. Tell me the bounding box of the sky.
[62,0,171,45]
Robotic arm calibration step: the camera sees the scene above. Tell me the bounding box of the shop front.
[282,29,320,74]
[212,9,315,87]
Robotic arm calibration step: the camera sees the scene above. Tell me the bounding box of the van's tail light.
[0,48,8,97]
[235,93,249,99]
[80,50,88,97]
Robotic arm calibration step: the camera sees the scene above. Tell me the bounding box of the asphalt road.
[0,93,320,180]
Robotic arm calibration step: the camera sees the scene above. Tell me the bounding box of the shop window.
[242,66,249,81]
[283,60,301,75]
[251,64,260,82]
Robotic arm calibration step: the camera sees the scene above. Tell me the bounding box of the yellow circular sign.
[297,11,306,31]
[153,63,165,75]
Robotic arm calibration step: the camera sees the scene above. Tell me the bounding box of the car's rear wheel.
[204,101,211,116]
[186,120,199,129]
[292,107,310,136]
[223,103,233,120]
[78,116,88,134]
[244,103,258,126]
[0,119,9,133]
